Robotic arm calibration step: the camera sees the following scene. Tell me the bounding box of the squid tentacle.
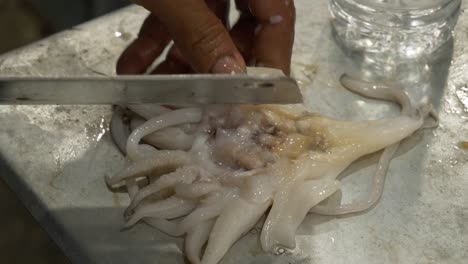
[124,196,196,229]
[185,220,215,264]
[310,75,428,216]
[105,150,193,186]
[125,166,199,216]
[127,108,202,160]
[106,70,437,264]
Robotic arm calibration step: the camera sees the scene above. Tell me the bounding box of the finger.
[235,0,249,12]
[151,60,191,74]
[206,0,230,26]
[151,0,230,75]
[249,0,295,75]
[116,15,171,74]
[229,14,256,63]
[136,0,246,74]
[166,45,189,65]
[151,46,192,74]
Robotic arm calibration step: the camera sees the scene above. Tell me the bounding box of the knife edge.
[0,74,303,105]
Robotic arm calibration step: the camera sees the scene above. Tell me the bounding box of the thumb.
[135,0,246,74]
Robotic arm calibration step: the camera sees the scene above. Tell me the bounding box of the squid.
[106,68,437,264]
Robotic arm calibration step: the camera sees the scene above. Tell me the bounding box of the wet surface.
[0,0,69,262]
[0,1,466,264]
[0,0,126,262]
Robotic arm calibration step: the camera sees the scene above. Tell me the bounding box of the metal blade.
[0,74,302,105]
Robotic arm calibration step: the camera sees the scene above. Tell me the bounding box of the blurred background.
[0,0,129,262]
[0,0,129,53]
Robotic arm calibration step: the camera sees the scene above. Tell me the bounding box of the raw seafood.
[106,70,436,264]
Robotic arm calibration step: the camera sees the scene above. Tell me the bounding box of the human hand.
[116,0,295,75]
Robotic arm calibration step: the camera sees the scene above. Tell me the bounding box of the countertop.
[0,1,466,263]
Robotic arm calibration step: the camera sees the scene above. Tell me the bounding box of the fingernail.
[212,56,245,74]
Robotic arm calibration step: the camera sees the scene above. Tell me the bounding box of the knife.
[0,74,302,105]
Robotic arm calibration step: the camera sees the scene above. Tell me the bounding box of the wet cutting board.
[0,1,466,263]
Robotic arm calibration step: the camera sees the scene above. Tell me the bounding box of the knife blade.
[0,74,302,105]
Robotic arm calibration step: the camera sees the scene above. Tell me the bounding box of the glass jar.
[329,0,461,59]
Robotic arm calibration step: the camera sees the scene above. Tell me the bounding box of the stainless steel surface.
[0,75,301,104]
[0,2,466,264]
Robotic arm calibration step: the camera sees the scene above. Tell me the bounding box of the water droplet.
[273,246,286,255]
[249,227,261,235]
